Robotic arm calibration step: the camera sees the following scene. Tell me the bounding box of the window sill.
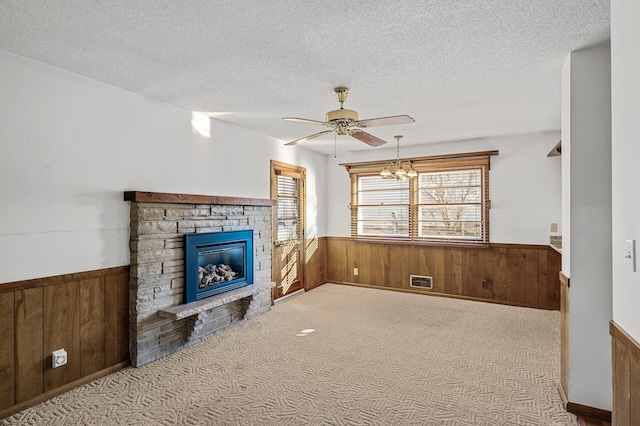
[347,236,490,249]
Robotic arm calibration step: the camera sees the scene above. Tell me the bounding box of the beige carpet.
[2,284,576,426]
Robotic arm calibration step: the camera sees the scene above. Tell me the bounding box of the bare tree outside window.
[417,169,482,239]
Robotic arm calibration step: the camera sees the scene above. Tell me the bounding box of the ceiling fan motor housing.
[326,109,358,123]
[326,109,359,135]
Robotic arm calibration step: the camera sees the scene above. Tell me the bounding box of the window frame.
[343,151,496,246]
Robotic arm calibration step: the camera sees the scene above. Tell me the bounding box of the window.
[417,168,483,240]
[355,176,410,237]
[345,152,495,244]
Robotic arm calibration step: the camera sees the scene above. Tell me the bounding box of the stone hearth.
[125,191,276,367]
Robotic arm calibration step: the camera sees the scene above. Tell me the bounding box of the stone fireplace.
[125,191,275,367]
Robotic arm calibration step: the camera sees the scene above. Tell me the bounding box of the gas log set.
[198,264,238,288]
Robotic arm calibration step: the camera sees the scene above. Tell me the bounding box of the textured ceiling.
[0,1,610,155]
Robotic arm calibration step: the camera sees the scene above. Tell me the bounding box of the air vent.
[410,275,433,289]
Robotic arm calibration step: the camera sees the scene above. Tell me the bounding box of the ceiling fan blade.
[285,129,334,146]
[349,129,387,147]
[283,117,329,125]
[357,115,415,128]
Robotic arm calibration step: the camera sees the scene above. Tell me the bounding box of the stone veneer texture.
[129,202,273,367]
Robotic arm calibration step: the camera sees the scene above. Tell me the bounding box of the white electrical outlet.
[625,239,636,272]
[353,268,358,276]
[52,349,67,368]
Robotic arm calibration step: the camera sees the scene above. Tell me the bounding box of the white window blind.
[354,176,410,237]
[276,175,301,242]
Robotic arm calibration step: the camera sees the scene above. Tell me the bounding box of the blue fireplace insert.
[184,229,254,303]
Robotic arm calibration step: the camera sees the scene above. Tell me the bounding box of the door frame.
[270,160,306,301]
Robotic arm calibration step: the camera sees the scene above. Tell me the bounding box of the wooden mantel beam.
[123,191,276,206]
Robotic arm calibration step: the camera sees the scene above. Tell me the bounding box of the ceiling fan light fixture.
[407,165,418,178]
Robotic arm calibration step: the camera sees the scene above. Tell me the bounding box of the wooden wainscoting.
[611,321,640,426]
[325,237,561,310]
[560,272,570,400]
[0,266,129,419]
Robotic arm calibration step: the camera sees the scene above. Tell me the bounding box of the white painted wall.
[326,131,562,244]
[0,50,328,284]
[611,0,640,342]
[561,42,612,411]
[561,57,572,275]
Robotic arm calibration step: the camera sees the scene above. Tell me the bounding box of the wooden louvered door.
[270,161,305,300]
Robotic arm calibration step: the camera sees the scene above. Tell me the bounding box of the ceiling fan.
[283,87,415,147]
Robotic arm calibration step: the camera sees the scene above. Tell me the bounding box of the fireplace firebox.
[185,230,254,303]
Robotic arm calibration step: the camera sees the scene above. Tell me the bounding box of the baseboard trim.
[566,402,612,423]
[274,288,305,304]
[557,375,611,422]
[0,360,129,420]
[557,382,569,408]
